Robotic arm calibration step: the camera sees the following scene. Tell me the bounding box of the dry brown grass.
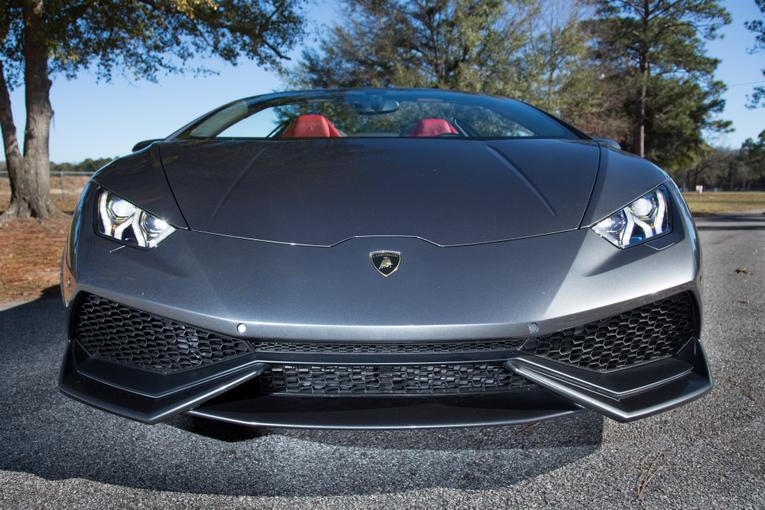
[0,215,70,303]
[0,176,82,303]
[635,450,668,502]
[683,191,765,215]
[0,175,86,214]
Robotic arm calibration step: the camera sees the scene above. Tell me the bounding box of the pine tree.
[745,0,765,107]
[588,0,732,167]
[291,0,536,95]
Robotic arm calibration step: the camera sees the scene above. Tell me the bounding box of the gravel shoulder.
[1,214,763,509]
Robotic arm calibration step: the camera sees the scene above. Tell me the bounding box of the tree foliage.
[292,0,599,108]
[739,130,765,189]
[288,0,731,172]
[1,157,114,173]
[745,0,765,107]
[1,0,305,85]
[516,1,630,139]
[685,146,737,190]
[50,157,115,174]
[588,0,731,165]
[680,132,765,191]
[292,0,536,94]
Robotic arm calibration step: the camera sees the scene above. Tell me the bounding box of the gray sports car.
[59,88,711,428]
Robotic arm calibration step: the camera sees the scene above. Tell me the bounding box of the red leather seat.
[407,118,459,137]
[280,114,342,138]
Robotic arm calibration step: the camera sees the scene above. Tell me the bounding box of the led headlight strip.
[97,190,175,248]
[591,187,670,249]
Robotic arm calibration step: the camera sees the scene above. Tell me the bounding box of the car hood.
[156,138,601,247]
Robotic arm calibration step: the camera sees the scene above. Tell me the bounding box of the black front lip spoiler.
[187,392,581,430]
[505,338,712,422]
[59,339,712,428]
[58,343,269,424]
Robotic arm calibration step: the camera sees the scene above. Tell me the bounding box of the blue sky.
[6,0,764,162]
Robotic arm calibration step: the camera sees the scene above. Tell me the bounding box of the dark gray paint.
[157,138,600,246]
[62,181,699,342]
[580,147,669,225]
[93,145,188,229]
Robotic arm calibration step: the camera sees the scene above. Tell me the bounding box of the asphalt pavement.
[1,214,763,509]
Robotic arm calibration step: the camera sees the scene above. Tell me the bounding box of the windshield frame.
[168,88,590,142]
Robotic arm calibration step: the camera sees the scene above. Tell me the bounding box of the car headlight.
[591,187,670,248]
[97,190,175,248]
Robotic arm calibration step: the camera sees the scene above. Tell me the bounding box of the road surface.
[1,214,763,509]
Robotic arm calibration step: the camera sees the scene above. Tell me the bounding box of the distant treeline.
[49,158,115,174]
[0,158,114,175]
[682,142,765,192]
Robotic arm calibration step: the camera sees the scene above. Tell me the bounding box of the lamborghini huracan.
[58,88,711,428]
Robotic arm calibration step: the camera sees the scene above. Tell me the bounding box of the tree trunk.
[1,0,57,220]
[635,69,646,158]
[690,167,700,189]
[728,164,735,191]
[0,62,25,215]
[634,0,649,158]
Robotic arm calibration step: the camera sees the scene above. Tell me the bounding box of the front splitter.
[60,338,711,428]
[505,338,712,422]
[59,342,582,428]
[187,390,582,430]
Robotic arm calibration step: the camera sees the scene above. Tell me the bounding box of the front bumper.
[59,289,711,428]
[59,333,711,428]
[59,181,711,427]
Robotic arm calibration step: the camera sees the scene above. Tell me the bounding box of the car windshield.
[177,90,582,141]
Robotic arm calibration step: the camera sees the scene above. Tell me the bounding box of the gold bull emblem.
[370,251,401,277]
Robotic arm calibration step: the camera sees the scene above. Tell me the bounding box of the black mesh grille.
[72,292,696,376]
[522,293,696,371]
[249,338,525,354]
[256,363,532,395]
[73,294,253,373]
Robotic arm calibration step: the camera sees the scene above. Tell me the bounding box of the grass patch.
[1,175,85,214]
[683,191,765,215]
[0,216,70,303]
[0,178,79,302]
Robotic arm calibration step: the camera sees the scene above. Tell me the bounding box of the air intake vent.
[73,294,252,373]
